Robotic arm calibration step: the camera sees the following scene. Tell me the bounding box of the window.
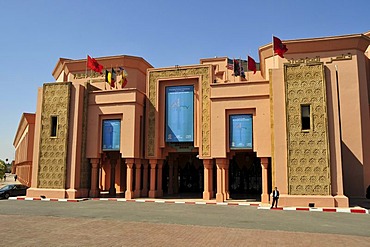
[301,105,311,131]
[51,116,58,137]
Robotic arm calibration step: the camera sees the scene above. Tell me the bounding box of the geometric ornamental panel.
[37,82,71,189]
[285,63,331,195]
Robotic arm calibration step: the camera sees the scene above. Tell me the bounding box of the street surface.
[0,199,369,246]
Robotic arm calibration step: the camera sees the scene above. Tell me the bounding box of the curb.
[8,197,369,214]
[8,197,88,202]
[258,206,368,214]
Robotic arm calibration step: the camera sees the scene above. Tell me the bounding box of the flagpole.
[226,58,229,82]
[239,57,242,81]
[233,58,235,82]
[272,35,276,69]
[246,55,249,81]
[85,55,88,80]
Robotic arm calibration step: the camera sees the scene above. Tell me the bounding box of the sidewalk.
[0,173,21,187]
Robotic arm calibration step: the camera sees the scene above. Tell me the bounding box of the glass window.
[51,116,58,137]
[301,105,311,131]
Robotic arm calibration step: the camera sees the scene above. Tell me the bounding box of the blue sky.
[0,0,369,161]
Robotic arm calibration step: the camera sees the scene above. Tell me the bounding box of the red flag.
[273,36,288,58]
[247,56,257,74]
[87,55,104,73]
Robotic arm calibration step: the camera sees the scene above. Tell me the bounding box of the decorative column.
[89,158,100,198]
[120,158,127,193]
[125,158,134,199]
[216,158,227,202]
[142,160,149,197]
[134,159,142,198]
[225,159,230,200]
[260,157,269,204]
[109,156,117,196]
[148,159,157,198]
[203,159,213,200]
[168,156,174,195]
[156,160,164,197]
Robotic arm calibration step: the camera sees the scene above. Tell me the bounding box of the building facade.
[13,31,370,207]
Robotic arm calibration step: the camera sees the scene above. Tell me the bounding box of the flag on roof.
[273,36,288,58]
[110,68,116,87]
[233,59,240,76]
[240,60,245,79]
[247,56,257,74]
[226,58,234,70]
[119,67,128,88]
[87,55,104,73]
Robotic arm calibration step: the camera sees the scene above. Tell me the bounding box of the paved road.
[0,199,369,246]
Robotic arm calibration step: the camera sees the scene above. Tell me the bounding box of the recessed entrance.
[163,153,203,198]
[228,152,262,200]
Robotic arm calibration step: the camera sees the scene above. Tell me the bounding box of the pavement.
[2,174,370,246]
[1,198,370,246]
[0,173,21,187]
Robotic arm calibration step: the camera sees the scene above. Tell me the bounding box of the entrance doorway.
[229,152,262,200]
[164,153,203,198]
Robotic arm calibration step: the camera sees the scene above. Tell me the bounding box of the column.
[134,159,142,198]
[148,159,157,198]
[120,158,127,193]
[109,158,117,196]
[168,156,174,195]
[225,159,230,200]
[89,158,100,198]
[216,158,227,202]
[125,158,134,199]
[261,157,269,204]
[156,160,164,197]
[142,160,149,197]
[203,159,213,200]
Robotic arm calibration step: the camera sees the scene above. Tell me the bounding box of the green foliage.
[0,162,5,178]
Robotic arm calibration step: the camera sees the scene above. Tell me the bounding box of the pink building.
[13,31,370,207]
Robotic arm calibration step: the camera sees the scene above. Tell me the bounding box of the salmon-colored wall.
[210,81,271,158]
[65,83,86,198]
[86,89,146,159]
[13,113,34,187]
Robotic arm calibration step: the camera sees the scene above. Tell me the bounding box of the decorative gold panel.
[285,63,331,195]
[38,83,71,189]
[147,67,211,157]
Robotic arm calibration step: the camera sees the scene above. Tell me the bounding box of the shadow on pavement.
[349,197,370,209]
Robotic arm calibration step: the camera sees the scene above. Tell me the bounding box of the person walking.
[271,187,280,209]
[14,174,18,181]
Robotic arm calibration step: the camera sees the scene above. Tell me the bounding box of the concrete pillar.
[134,159,142,198]
[156,160,164,197]
[261,157,269,204]
[168,156,174,195]
[216,158,227,202]
[149,159,157,198]
[120,158,126,192]
[125,158,134,199]
[225,159,230,200]
[203,159,213,200]
[142,160,149,197]
[89,158,100,198]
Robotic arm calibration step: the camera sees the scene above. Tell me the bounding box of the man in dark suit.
[271,187,280,208]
